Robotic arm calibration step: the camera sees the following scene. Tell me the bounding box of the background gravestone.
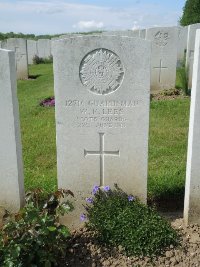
[37,39,51,59]
[140,29,146,39]
[186,23,200,89]
[0,49,25,212]
[146,27,178,92]
[0,40,7,49]
[132,29,140,37]
[6,38,28,79]
[53,35,150,228]
[27,40,38,64]
[184,30,200,225]
[177,26,188,67]
[102,30,139,37]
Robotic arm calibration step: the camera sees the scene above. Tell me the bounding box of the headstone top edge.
[146,26,178,31]
[52,34,151,45]
[0,48,14,54]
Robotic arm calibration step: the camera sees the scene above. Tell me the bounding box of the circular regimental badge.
[79,48,124,95]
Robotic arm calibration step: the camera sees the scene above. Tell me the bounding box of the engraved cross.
[84,133,120,186]
[153,59,168,83]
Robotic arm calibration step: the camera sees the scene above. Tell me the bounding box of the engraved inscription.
[153,59,168,83]
[65,99,142,129]
[84,133,120,186]
[154,31,169,47]
[79,49,124,95]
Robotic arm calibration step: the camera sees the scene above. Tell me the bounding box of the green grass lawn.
[17,63,190,202]
[18,64,56,192]
[148,99,190,202]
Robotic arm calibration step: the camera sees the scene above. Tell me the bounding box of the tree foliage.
[0,31,103,41]
[180,0,200,26]
[0,32,63,41]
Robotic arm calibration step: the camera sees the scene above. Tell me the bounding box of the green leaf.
[47,226,56,232]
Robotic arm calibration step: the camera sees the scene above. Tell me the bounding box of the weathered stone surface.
[6,38,28,79]
[37,39,51,59]
[132,29,140,37]
[53,35,150,228]
[27,40,38,64]
[140,29,146,39]
[0,49,25,212]
[102,30,139,37]
[184,30,200,226]
[146,27,178,92]
[186,23,200,89]
[177,26,188,66]
[0,40,7,49]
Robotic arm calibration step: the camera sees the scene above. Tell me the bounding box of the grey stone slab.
[102,30,139,37]
[27,40,38,64]
[0,40,7,49]
[146,27,178,92]
[132,29,140,37]
[0,49,25,212]
[186,24,200,89]
[37,39,51,59]
[184,30,200,225]
[177,26,188,66]
[53,35,151,228]
[6,38,28,79]
[140,29,146,39]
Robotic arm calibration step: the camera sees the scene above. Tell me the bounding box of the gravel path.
[65,213,200,267]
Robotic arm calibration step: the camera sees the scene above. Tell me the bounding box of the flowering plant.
[81,184,179,257]
[40,97,55,107]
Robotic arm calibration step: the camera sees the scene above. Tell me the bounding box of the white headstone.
[184,30,200,225]
[0,49,25,212]
[133,29,140,37]
[177,26,188,66]
[37,39,51,59]
[146,27,178,92]
[53,35,150,228]
[27,40,38,64]
[6,38,28,79]
[140,29,146,39]
[102,30,139,37]
[0,40,7,49]
[186,23,200,89]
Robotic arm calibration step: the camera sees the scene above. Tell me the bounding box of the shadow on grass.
[148,187,185,213]
[28,74,42,79]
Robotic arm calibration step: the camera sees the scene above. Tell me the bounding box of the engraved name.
[65,99,142,129]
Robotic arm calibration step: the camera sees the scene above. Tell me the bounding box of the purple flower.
[103,185,110,192]
[92,185,99,195]
[128,195,135,202]
[80,214,87,221]
[86,197,93,204]
[40,97,55,107]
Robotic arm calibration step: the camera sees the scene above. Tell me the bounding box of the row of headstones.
[0,38,52,79]
[100,24,200,91]
[27,39,51,64]
[1,23,200,92]
[52,24,200,92]
[0,38,28,80]
[1,30,200,228]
